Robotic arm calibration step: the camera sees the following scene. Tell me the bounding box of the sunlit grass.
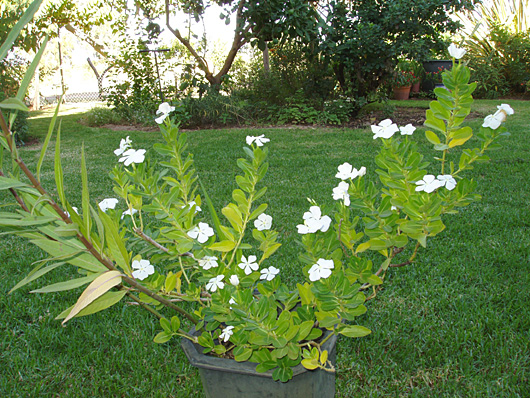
[1,100,529,397]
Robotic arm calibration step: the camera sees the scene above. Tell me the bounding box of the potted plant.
[390,70,415,100]
[410,60,424,93]
[0,4,514,397]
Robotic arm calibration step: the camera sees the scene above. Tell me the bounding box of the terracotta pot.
[411,81,421,93]
[393,85,411,100]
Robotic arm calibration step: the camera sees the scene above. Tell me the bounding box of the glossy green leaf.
[339,325,372,338]
[55,290,127,320]
[36,98,62,181]
[30,273,101,293]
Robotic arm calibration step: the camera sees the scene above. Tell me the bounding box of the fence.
[40,91,106,105]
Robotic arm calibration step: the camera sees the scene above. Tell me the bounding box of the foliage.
[82,106,124,127]
[466,24,530,97]
[0,21,514,384]
[318,0,472,98]
[106,37,176,125]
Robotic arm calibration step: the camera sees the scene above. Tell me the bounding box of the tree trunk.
[263,43,270,74]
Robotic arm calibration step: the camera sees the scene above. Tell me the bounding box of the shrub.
[82,107,124,127]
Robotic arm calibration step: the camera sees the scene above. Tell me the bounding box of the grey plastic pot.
[181,329,338,398]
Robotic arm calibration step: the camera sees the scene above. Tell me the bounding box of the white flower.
[448,43,467,59]
[482,113,504,130]
[254,213,272,231]
[297,206,332,234]
[332,181,351,206]
[260,266,280,281]
[219,325,234,342]
[335,162,366,180]
[229,297,237,305]
[132,259,155,280]
[198,256,218,270]
[400,124,416,135]
[187,222,215,243]
[415,175,443,193]
[155,102,175,124]
[66,206,79,218]
[497,104,514,116]
[371,119,399,140]
[308,259,334,282]
[119,149,146,166]
[246,134,270,147]
[114,136,132,156]
[98,198,119,212]
[437,174,457,191]
[206,275,225,292]
[186,201,201,213]
[484,104,513,130]
[229,275,240,286]
[121,208,138,219]
[238,255,259,275]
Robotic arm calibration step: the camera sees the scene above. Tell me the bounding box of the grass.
[1,100,529,397]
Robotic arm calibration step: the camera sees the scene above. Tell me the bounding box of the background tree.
[318,0,474,98]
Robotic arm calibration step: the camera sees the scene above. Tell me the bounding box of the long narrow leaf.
[81,144,91,236]
[198,177,226,240]
[30,273,101,293]
[9,262,63,293]
[62,270,122,324]
[16,35,49,103]
[30,238,107,273]
[0,0,43,62]
[55,290,127,320]
[36,96,63,181]
[54,120,66,208]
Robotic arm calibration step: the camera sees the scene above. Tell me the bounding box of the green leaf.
[54,120,66,208]
[30,273,101,293]
[154,331,173,344]
[234,346,253,362]
[16,34,49,103]
[339,325,372,338]
[80,145,91,236]
[9,262,62,293]
[297,320,315,340]
[99,211,130,274]
[62,270,122,324]
[0,0,43,62]
[0,98,28,112]
[425,130,441,145]
[30,238,107,273]
[36,98,62,181]
[199,177,226,240]
[249,203,267,220]
[301,358,319,370]
[208,240,236,252]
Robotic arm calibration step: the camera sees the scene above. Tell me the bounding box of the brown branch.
[0,112,14,152]
[165,0,214,83]
[10,155,198,324]
[0,170,29,212]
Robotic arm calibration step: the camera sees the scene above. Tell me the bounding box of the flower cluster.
[371,119,416,140]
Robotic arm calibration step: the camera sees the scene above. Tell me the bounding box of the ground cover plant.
[1,95,529,396]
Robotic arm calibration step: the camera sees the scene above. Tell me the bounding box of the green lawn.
[1,101,529,397]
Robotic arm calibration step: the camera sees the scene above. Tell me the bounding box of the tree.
[131,0,320,87]
[318,0,474,97]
